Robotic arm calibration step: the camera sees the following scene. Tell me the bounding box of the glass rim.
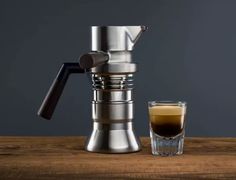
[148,100,187,106]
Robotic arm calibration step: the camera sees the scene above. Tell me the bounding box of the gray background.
[1,0,236,136]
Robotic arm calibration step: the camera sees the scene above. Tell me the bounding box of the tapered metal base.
[85,122,141,153]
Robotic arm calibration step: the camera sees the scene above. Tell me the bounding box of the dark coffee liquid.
[150,115,183,137]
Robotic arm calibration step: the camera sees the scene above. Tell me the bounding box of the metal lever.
[37,63,85,120]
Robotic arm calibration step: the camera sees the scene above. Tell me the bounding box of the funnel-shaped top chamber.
[91,26,146,51]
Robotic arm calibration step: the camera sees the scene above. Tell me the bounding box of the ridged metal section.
[92,74,134,90]
[91,73,134,123]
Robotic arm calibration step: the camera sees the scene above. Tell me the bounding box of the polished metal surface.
[93,89,132,102]
[107,51,132,63]
[91,26,146,51]
[92,102,133,123]
[84,26,146,153]
[91,63,137,74]
[91,51,137,74]
[85,122,141,153]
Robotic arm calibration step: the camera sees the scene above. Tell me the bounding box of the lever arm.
[37,63,85,120]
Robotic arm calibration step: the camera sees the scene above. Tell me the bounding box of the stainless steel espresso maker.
[38,26,146,153]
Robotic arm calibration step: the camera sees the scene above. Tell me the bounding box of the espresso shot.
[148,101,187,156]
[149,105,185,137]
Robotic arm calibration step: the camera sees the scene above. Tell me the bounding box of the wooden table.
[0,137,235,179]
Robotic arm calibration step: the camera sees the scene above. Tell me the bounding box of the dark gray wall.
[1,0,236,136]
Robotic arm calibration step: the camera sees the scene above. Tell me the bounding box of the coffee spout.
[125,26,147,50]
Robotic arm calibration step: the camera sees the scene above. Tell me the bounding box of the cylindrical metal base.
[85,122,141,153]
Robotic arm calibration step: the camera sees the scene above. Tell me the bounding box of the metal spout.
[125,26,147,49]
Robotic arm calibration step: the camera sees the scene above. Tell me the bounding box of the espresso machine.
[38,26,146,153]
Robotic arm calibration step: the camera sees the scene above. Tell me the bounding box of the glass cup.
[148,101,187,156]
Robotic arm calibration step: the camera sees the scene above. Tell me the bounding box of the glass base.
[150,130,185,156]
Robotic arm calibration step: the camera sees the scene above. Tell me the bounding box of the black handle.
[37,63,85,120]
[79,52,109,69]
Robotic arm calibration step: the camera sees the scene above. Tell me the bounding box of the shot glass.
[148,101,187,156]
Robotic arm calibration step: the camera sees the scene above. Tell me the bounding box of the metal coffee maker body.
[38,26,146,153]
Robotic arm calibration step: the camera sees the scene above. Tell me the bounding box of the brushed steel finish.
[91,26,146,51]
[92,102,133,123]
[108,51,132,63]
[91,51,137,74]
[91,63,137,74]
[85,122,141,153]
[93,89,132,102]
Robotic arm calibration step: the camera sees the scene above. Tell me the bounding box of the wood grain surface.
[0,137,235,179]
